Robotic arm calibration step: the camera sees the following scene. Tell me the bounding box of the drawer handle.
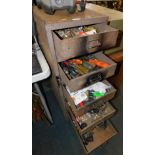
[87,39,101,49]
[86,72,106,86]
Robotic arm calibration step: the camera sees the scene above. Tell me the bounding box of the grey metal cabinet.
[33,5,119,153]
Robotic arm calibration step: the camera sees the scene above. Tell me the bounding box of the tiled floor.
[32,80,123,155]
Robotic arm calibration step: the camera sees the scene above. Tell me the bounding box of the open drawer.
[53,24,118,62]
[67,111,117,154]
[63,80,116,117]
[83,120,117,153]
[59,52,117,92]
[67,102,116,135]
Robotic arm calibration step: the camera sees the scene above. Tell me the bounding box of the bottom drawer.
[84,121,117,153]
[67,114,117,154]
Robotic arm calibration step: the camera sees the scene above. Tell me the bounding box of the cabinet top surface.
[86,4,123,21]
[33,5,108,25]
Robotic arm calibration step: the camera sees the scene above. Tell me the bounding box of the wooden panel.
[86,3,123,22]
[85,122,117,153]
[108,51,123,62]
[107,51,123,88]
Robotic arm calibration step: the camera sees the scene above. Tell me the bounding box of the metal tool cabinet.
[33,5,119,153]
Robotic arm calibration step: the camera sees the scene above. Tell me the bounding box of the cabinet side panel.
[33,15,68,118]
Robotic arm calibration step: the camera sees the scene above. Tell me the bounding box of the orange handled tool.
[70,59,83,65]
[89,59,110,68]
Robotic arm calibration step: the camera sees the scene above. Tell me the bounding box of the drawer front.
[63,80,117,117]
[53,24,118,62]
[59,52,117,92]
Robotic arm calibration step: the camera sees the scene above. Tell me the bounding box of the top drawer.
[53,24,119,62]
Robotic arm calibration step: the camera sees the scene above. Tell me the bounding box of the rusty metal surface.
[59,52,117,92]
[53,24,118,62]
[33,5,109,30]
[33,5,118,122]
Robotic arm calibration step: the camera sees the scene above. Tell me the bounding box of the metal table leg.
[34,83,53,124]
